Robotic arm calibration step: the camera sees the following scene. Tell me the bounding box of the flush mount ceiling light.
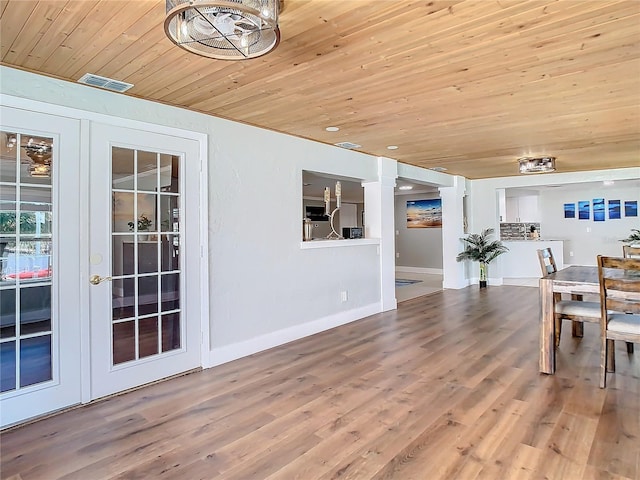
[22,138,52,178]
[386,145,398,150]
[325,126,339,132]
[518,156,556,174]
[164,0,280,60]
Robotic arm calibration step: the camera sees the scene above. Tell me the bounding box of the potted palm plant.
[620,228,640,245]
[456,228,508,288]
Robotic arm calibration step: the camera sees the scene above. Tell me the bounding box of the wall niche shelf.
[300,238,380,249]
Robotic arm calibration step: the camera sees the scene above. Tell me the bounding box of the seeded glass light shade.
[22,141,53,178]
[165,0,280,60]
[518,156,556,174]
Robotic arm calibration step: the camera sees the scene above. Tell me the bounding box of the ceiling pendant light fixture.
[164,0,280,60]
[518,156,556,174]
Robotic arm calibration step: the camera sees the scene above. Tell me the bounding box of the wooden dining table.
[539,265,600,374]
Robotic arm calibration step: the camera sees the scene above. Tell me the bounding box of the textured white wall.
[394,192,443,270]
[539,183,640,265]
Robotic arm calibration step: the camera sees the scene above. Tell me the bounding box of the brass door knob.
[89,274,112,285]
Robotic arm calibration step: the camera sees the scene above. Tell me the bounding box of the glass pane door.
[111,148,182,366]
[0,106,81,429]
[89,122,201,400]
[1,131,54,393]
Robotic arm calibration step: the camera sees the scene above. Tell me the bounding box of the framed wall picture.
[625,200,638,217]
[608,200,621,219]
[593,198,605,222]
[578,201,590,220]
[564,203,575,218]
[406,199,442,228]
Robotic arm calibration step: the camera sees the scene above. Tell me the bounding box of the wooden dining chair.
[537,247,557,276]
[623,245,640,259]
[596,256,640,388]
[620,245,640,353]
[537,248,601,348]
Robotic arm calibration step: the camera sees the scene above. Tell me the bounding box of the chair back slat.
[598,255,640,315]
[603,277,640,294]
[623,245,640,258]
[605,297,640,314]
[600,256,640,270]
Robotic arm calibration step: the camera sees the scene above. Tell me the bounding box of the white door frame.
[0,94,210,408]
[0,106,82,427]
[88,122,202,398]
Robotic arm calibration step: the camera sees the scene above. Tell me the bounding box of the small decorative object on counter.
[303,218,313,241]
[128,214,153,232]
[324,181,343,239]
[530,224,539,240]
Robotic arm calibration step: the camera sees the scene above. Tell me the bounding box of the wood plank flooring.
[395,272,442,303]
[1,286,639,479]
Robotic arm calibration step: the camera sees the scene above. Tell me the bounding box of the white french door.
[0,106,82,428]
[89,123,202,399]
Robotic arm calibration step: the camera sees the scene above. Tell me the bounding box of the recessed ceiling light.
[398,185,413,190]
[603,180,615,186]
[387,145,398,150]
[325,126,339,132]
[430,166,448,172]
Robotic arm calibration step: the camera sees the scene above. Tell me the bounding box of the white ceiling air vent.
[77,73,134,93]
[334,141,361,149]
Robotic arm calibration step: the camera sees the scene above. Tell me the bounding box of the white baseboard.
[395,266,443,275]
[205,302,382,369]
[443,278,469,289]
[469,276,504,286]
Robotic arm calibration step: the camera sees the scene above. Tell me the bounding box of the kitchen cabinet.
[505,195,539,222]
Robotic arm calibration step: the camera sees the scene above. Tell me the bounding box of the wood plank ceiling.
[1,0,639,179]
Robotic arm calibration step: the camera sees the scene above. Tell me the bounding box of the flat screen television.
[305,205,329,221]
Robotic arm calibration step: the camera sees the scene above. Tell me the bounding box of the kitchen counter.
[501,240,564,278]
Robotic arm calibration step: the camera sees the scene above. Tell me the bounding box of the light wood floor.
[395,272,443,303]
[2,286,639,479]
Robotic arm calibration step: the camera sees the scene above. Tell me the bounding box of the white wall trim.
[205,302,382,368]
[0,94,206,143]
[198,133,211,368]
[469,276,504,286]
[300,238,380,249]
[79,118,92,404]
[395,266,443,275]
[439,177,468,289]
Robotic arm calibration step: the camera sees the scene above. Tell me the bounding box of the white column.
[439,176,468,289]
[363,157,397,311]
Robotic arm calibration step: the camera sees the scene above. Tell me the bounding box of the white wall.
[539,183,640,265]
[208,123,381,354]
[0,66,385,366]
[394,192,443,270]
